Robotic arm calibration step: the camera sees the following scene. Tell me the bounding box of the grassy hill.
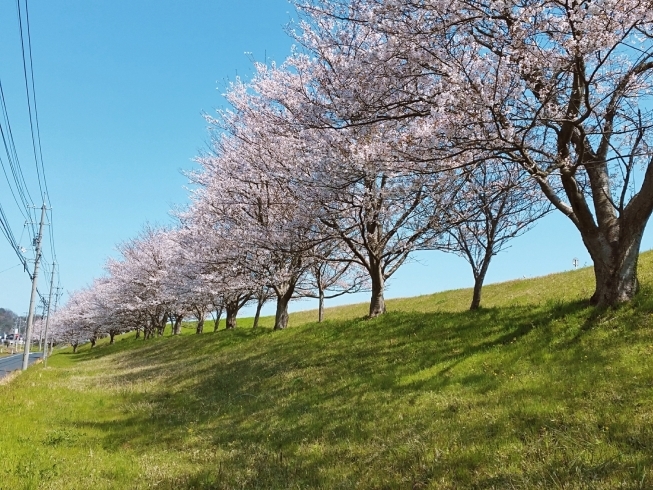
[1,255,653,489]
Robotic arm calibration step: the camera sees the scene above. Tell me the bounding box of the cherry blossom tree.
[87,277,129,344]
[49,286,100,352]
[251,286,273,329]
[234,60,464,317]
[105,225,177,339]
[301,238,370,322]
[441,161,551,309]
[445,0,653,306]
[176,203,259,331]
[311,124,460,317]
[296,0,653,306]
[191,76,321,330]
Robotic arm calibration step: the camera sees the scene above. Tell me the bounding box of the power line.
[15,0,45,201]
[0,78,36,226]
[0,1,61,317]
[17,0,57,273]
[23,0,50,207]
[0,201,29,272]
[0,263,21,275]
[47,206,57,266]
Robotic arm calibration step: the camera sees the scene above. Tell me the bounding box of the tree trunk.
[135,328,141,339]
[225,303,238,330]
[252,298,264,329]
[158,313,168,336]
[109,331,115,344]
[585,227,645,306]
[173,315,182,335]
[368,266,386,318]
[540,139,653,308]
[72,342,78,354]
[144,320,154,339]
[470,253,492,311]
[274,295,290,330]
[213,307,222,332]
[274,283,295,331]
[196,318,204,334]
[318,289,325,323]
[470,277,484,311]
[90,337,96,348]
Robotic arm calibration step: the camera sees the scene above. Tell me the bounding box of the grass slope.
[1,255,653,489]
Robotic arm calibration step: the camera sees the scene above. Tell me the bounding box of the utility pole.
[47,287,62,359]
[38,298,46,351]
[42,263,56,367]
[22,203,46,371]
[12,318,19,354]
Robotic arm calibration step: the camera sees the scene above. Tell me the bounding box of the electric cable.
[18,0,58,272]
[0,0,60,309]
[16,0,44,200]
[0,78,35,225]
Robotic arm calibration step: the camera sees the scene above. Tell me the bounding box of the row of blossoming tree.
[48,0,653,348]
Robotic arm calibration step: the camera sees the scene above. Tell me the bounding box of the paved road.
[0,352,43,379]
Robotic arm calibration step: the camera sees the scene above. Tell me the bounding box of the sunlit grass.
[1,253,653,488]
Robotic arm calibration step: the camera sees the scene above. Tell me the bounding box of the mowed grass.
[1,255,653,489]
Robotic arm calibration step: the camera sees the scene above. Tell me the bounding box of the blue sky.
[0,1,651,318]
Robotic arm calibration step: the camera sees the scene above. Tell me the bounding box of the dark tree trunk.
[109,331,115,344]
[368,265,386,318]
[225,303,238,330]
[158,313,168,336]
[274,296,290,330]
[252,298,264,329]
[135,328,141,339]
[196,318,204,334]
[213,307,222,332]
[540,127,653,308]
[585,227,645,306]
[318,289,325,323]
[173,315,182,335]
[90,337,96,348]
[274,283,296,331]
[470,251,492,311]
[72,342,78,354]
[470,277,484,311]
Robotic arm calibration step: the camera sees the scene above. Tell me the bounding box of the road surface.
[0,352,43,379]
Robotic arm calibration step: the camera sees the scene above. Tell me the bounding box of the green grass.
[1,254,653,489]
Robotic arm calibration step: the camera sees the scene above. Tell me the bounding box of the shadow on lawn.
[64,295,653,488]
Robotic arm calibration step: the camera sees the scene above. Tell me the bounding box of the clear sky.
[0,1,652,318]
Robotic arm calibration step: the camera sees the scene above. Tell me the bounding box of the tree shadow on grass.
[63,296,653,488]
[52,294,651,488]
